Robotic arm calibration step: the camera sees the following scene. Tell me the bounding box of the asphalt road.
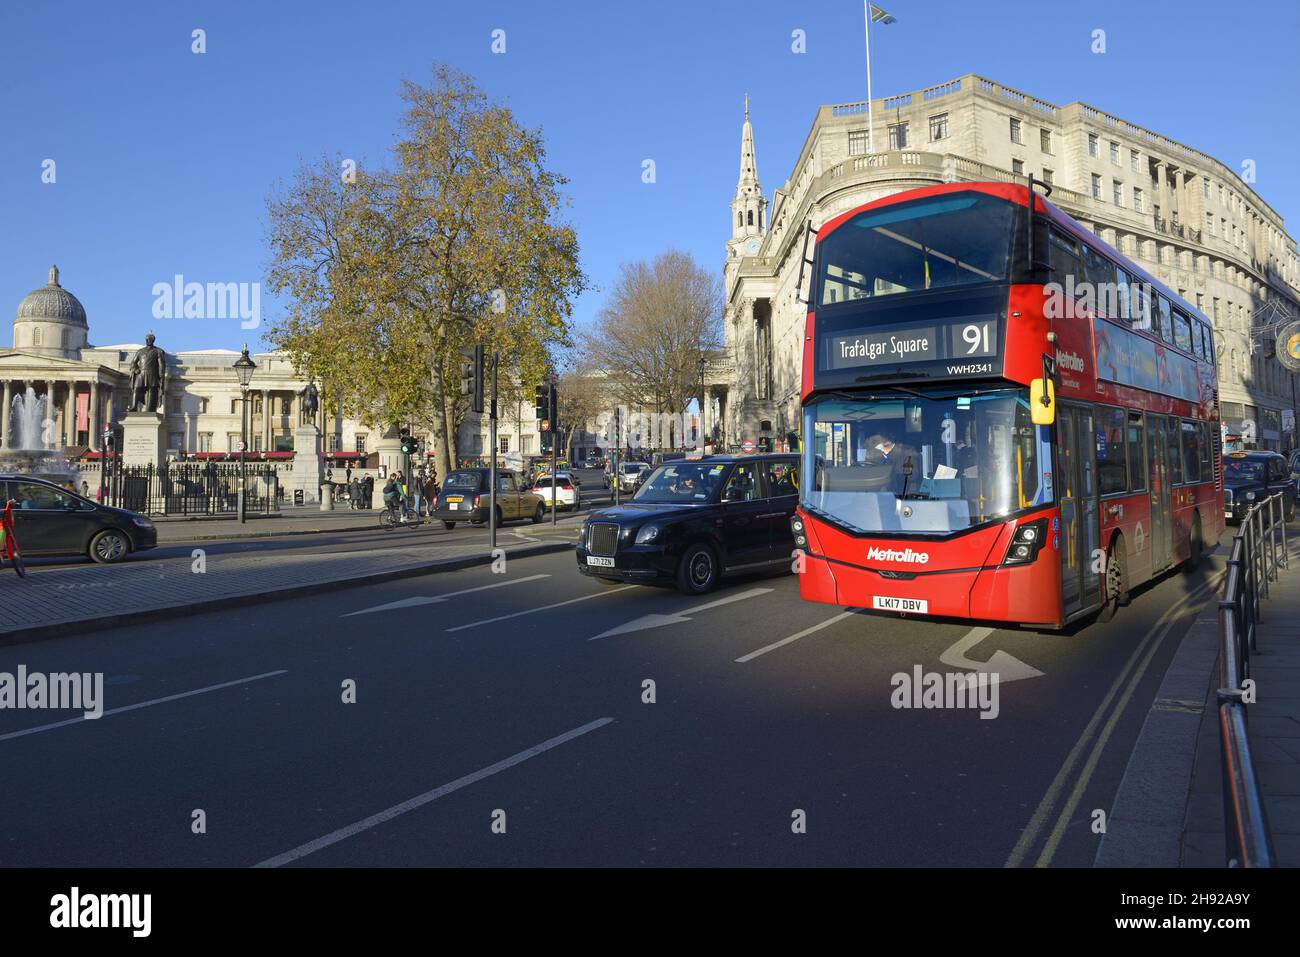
[0,527,1228,867]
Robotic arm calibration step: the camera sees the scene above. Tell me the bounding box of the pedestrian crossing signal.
[460,345,484,414]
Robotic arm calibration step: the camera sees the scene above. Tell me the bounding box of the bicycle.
[0,499,27,578]
[380,498,422,530]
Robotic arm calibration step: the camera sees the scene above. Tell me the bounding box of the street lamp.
[698,354,706,452]
[233,344,257,523]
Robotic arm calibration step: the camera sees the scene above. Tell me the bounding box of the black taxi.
[576,454,799,594]
[1223,451,1296,524]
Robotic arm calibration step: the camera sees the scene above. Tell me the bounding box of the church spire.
[731,95,766,245]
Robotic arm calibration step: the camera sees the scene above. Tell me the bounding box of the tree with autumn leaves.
[264,65,587,477]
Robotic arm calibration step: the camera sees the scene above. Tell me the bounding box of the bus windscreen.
[801,387,1051,534]
[817,193,1018,307]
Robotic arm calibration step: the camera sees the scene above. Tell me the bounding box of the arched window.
[738,212,743,228]
[747,210,754,226]
[32,327,42,347]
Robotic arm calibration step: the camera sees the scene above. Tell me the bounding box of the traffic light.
[400,431,420,455]
[548,383,558,432]
[460,345,484,414]
[535,381,558,431]
[534,384,547,423]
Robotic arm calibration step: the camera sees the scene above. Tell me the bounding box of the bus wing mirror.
[1030,378,1056,426]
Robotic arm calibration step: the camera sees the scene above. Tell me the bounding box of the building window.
[198,397,208,414]
[847,129,869,155]
[1009,117,1022,144]
[1039,128,1051,153]
[198,433,212,452]
[254,435,263,453]
[1042,168,1054,185]
[33,327,42,347]
[1206,212,1213,234]
[1129,149,1139,172]
[1091,174,1102,199]
[929,113,948,141]
[1202,179,1210,198]
[327,433,340,453]
[498,435,511,454]
[1133,187,1143,212]
[1088,133,1099,157]
[887,122,908,149]
[1012,159,1024,176]
[1110,141,1120,165]
[521,435,534,454]
[228,433,241,452]
[168,432,184,450]
[1112,180,1123,206]
[356,434,367,455]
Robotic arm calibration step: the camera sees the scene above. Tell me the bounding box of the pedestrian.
[80,481,90,498]
[349,476,361,510]
[362,474,374,510]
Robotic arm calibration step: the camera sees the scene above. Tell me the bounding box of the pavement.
[1095,528,1300,868]
[0,532,1231,866]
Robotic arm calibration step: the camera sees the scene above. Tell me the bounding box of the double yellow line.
[1004,574,1221,868]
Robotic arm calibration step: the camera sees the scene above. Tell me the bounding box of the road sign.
[541,419,550,432]
[740,439,756,453]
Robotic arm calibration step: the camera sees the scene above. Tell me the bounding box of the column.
[90,382,100,451]
[1173,168,1185,225]
[1,381,10,449]
[1152,161,1165,218]
[261,389,271,450]
[64,380,75,447]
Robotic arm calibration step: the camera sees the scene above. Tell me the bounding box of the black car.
[2,475,157,563]
[1223,452,1296,524]
[431,468,545,529]
[576,454,800,594]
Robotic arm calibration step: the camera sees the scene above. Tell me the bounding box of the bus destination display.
[824,316,998,371]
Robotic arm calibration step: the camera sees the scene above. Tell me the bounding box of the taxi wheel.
[676,543,719,595]
[532,503,544,523]
[1097,537,1126,623]
[90,529,130,564]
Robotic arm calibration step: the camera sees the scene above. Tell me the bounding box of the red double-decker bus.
[792,182,1222,627]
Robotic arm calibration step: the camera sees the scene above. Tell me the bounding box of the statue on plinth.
[299,381,320,424]
[127,332,168,413]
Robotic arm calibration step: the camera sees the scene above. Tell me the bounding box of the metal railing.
[1216,491,1288,867]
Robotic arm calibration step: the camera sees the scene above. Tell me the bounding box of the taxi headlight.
[635,524,662,545]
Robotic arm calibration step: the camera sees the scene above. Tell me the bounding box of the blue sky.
[1,0,1296,353]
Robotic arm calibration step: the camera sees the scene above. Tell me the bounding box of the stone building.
[723,74,1300,451]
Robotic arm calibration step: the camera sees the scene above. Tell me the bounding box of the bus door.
[1147,414,1173,572]
[1058,404,1102,616]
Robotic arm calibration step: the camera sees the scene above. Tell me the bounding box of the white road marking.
[447,586,636,632]
[735,610,858,662]
[588,587,773,640]
[343,574,550,617]
[0,670,288,743]
[253,717,614,868]
[938,627,1044,684]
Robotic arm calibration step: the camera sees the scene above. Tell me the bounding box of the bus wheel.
[1184,513,1203,572]
[1097,538,1126,623]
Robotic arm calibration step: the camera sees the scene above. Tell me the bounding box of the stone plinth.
[293,425,323,505]
[120,411,165,469]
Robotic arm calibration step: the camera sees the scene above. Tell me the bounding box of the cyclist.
[382,475,403,522]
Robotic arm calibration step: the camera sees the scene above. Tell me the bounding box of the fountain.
[2,386,75,483]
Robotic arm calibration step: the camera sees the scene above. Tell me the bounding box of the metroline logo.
[867,546,930,564]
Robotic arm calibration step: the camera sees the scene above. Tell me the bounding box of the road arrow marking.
[588,587,773,640]
[938,626,1044,684]
[343,574,550,617]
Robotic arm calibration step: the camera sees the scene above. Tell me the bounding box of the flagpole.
[864,1,873,154]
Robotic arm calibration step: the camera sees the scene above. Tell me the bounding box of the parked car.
[1223,451,1296,524]
[1,475,157,563]
[1290,451,1300,496]
[532,471,581,510]
[432,468,545,529]
[576,454,800,594]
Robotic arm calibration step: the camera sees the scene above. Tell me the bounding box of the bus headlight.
[791,516,808,550]
[1003,518,1049,566]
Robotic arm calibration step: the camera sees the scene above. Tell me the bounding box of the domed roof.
[16,265,87,327]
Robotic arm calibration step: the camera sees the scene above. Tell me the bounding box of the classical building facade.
[723,74,1300,451]
[0,267,384,462]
